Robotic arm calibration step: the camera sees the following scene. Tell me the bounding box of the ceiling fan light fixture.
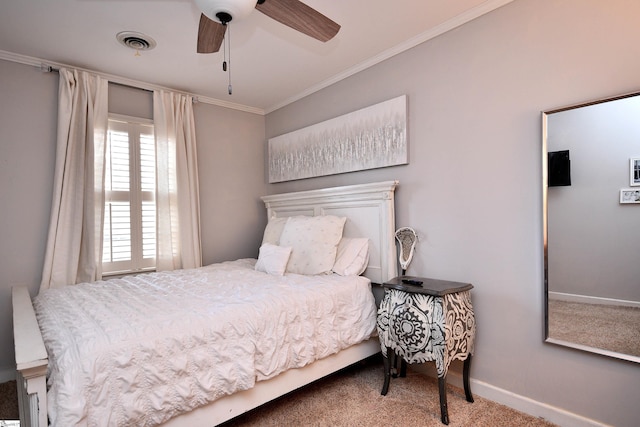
[194,0,257,24]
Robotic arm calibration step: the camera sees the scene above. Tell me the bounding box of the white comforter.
[34,259,377,427]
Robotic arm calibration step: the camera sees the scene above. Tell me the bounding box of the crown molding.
[264,0,514,114]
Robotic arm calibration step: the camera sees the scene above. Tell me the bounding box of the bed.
[12,180,399,427]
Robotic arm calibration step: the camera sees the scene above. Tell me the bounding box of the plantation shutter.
[102,117,156,274]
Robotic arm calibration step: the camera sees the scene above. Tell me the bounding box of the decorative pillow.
[332,237,370,276]
[261,217,288,246]
[255,243,292,276]
[279,215,347,275]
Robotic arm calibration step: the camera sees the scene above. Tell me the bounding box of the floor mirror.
[542,92,640,363]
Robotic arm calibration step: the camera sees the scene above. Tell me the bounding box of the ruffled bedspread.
[34,259,377,427]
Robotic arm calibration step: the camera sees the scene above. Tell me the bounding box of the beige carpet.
[221,355,556,427]
[0,355,557,426]
[0,379,18,422]
[548,300,640,357]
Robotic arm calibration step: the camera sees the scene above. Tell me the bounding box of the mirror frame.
[542,91,640,364]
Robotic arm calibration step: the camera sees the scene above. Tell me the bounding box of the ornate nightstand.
[376,276,476,425]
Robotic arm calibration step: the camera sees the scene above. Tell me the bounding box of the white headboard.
[261,181,399,284]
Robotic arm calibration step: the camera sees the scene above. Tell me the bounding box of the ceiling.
[0,0,512,114]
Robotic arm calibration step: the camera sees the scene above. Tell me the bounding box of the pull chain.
[222,25,232,95]
[222,28,227,72]
[227,25,232,95]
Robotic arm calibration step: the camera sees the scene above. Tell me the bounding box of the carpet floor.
[0,379,18,422]
[1,355,558,426]
[548,299,640,357]
[222,355,557,427]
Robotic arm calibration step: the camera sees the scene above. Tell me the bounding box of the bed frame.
[12,180,399,427]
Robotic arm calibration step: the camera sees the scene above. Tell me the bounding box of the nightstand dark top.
[382,276,473,296]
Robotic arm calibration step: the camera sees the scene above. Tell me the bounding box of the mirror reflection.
[543,92,640,363]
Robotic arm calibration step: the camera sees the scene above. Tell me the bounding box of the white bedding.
[34,259,377,427]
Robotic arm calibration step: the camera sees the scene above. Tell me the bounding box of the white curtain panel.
[153,90,202,271]
[40,68,108,291]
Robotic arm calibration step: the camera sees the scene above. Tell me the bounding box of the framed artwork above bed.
[268,96,408,183]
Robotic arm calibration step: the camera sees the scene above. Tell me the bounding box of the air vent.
[116,31,157,52]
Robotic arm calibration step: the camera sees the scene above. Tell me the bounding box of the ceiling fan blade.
[256,0,340,42]
[197,13,226,53]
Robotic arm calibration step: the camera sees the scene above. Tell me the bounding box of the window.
[102,116,156,275]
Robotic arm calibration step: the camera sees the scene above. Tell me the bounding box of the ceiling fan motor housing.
[194,0,257,24]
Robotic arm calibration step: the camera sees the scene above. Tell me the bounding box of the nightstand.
[376,276,476,425]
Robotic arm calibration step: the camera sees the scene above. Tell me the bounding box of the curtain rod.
[40,64,58,73]
[38,62,263,113]
[0,50,264,115]
[41,64,159,97]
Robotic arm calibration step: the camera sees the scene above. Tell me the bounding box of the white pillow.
[279,215,347,275]
[255,243,292,276]
[261,217,288,245]
[332,237,370,276]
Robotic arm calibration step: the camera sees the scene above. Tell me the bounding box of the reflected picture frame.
[620,188,640,204]
[630,157,640,186]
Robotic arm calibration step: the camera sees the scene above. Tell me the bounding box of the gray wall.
[0,60,266,381]
[194,103,268,264]
[547,96,640,301]
[264,0,640,426]
[0,60,58,380]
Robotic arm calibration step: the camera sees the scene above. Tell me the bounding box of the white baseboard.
[410,365,610,427]
[548,292,640,309]
[468,376,611,427]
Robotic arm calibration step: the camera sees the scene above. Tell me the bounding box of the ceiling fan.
[195,0,341,54]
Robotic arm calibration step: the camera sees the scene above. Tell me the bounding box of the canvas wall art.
[268,95,408,183]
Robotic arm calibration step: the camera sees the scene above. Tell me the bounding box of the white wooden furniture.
[13,180,399,427]
[12,286,48,427]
